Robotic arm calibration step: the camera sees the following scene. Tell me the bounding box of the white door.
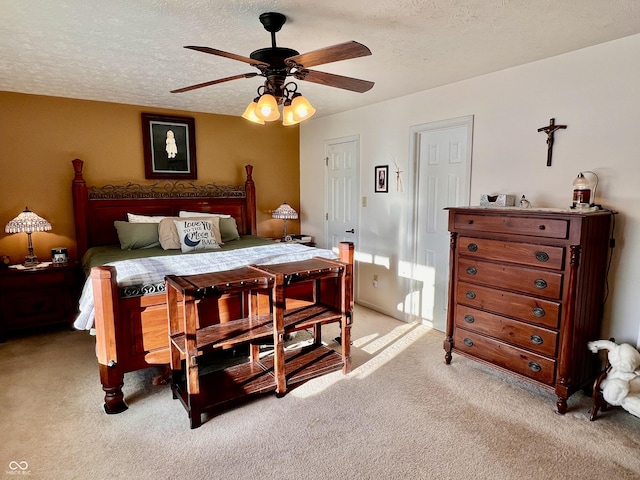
[325,137,359,249]
[409,116,473,331]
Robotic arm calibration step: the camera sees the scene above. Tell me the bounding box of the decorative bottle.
[572,173,591,209]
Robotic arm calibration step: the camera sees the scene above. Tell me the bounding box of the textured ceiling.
[2,1,640,119]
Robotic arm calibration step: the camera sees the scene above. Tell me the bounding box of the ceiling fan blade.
[184,46,269,66]
[296,69,374,93]
[285,41,371,69]
[171,73,259,93]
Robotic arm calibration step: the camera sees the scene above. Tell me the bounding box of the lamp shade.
[5,207,52,234]
[282,102,299,126]
[255,94,280,121]
[291,94,316,122]
[241,99,265,124]
[5,207,52,266]
[272,202,298,220]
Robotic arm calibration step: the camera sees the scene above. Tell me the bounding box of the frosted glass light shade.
[291,95,316,122]
[255,94,280,121]
[241,100,265,124]
[282,102,300,126]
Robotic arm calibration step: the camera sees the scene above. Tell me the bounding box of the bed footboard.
[92,243,355,414]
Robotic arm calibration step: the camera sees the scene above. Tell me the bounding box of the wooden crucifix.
[537,118,567,166]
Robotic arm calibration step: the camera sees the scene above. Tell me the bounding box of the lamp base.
[24,255,39,267]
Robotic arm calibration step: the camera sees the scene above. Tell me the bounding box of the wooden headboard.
[71,159,257,259]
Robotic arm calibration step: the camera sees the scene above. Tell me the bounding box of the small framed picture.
[142,113,197,179]
[375,165,389,193]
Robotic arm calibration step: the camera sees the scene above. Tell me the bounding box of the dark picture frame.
[375,165,389,193]
[142,113,197,179]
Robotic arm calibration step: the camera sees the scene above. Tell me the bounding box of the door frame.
[406,115,473,324]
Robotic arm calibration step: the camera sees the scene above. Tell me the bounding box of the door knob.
[345,229,355,233]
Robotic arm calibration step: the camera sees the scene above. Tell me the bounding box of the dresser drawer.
[455,305,558,357]
[458,237,564,270]
[5,269,68,288]
[454,328,556,385]
[457,258,563,299]
[453,213,569,239]
[0,289,66,327]
[456,281,560,329]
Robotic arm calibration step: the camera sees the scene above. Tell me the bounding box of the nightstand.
[273,235,316,247]
[0,262,81,340]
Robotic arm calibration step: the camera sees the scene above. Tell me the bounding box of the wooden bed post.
[339,242,354,374]
[71,159,89,259]
[92,266,128,414]
[244,164,257,235]
[338,241,354,266]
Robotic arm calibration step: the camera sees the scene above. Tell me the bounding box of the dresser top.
[446,206,615,217]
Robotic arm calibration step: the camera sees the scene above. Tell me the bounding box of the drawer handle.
[532,307,546,318]
[464,314,475,324]
[466,266,477,275]
[463,338,474,347]
[534,279,548,289]
[465,291,476,300]
[467,220,474,225]
[528,361,542,373]
[530,335,544,345]
[535,251,549,262]
[538,225,546,230]
[467,243,478,252]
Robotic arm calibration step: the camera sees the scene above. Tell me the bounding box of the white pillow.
[178,210,231,218]
[174,219,221,253]
[158,216,222,249]
[127,213,166,223]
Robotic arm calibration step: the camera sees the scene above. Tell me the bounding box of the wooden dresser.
[444,207,614,413]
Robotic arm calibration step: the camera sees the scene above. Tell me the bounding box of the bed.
[71,159,354,414]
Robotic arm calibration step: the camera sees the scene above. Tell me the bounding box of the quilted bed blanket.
[74,243,337,331]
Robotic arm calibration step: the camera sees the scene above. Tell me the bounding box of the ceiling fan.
[171,12,374,124]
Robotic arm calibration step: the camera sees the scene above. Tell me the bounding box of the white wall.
[300,34,640,346]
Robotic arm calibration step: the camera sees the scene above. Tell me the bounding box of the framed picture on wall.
[142,113,197,179]
[375,165,389,193]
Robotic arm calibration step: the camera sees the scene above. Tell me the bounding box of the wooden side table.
[165,257,352,428]
[0,262,81,340]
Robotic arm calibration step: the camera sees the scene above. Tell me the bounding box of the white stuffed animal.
[588,339,640,418]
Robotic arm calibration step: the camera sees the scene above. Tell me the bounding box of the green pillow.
[219,217,241,242]
[114,221,160,250]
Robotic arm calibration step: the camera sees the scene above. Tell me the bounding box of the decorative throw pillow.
[219,217,241,242]
[173,219,221,253]
[178,210,231,218]
[158,216,222,249]
[127,213,167,223]
[114,221,160,250]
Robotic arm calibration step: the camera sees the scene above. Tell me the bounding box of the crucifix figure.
[394,161,403,192]
[537,118,567,166]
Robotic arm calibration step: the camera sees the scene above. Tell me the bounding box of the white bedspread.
[74,243,337,331]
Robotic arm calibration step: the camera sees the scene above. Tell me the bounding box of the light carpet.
[1,305,639,479]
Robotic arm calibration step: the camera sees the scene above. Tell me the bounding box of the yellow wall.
[0,91,300,263]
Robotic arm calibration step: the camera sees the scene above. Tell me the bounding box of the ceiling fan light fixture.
[291,93,316,122]
[241,98,265,124]
[255,94,280,121]
[282,101,300,126]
